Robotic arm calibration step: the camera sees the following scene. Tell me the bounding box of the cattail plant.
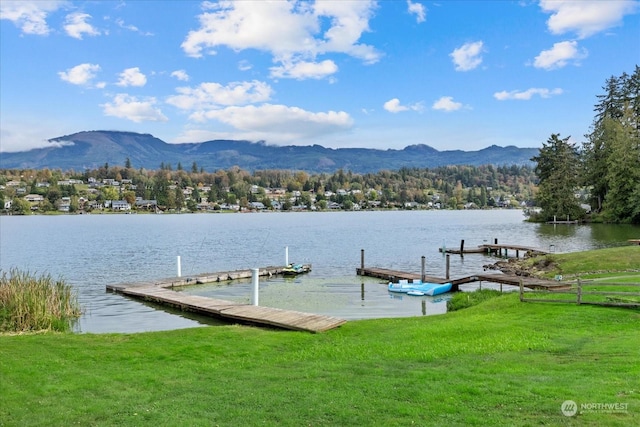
[0,269,81,333]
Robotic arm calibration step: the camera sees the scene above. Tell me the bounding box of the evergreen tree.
[583,67,640,214]
[601,109,640,222]
[532,134,583,221]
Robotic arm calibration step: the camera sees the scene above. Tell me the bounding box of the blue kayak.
[388,281,452,296]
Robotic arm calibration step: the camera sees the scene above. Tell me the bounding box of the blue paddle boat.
[388,280,452,296]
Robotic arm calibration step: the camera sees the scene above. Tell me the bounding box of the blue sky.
[1,0,638,153]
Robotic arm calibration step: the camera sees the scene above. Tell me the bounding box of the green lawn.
[1,294,638,426]
[545,246,640,277]
[1,246,639,426]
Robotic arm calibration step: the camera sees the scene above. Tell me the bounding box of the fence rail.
[519,280,640,308]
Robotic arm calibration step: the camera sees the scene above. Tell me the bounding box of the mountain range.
[0,131,539,173]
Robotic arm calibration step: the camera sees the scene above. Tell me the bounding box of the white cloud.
[270,59,338,80]
[432,96,463,112]
[58,63,101,86]
[238,60,252,71]
[407,0,426,23]
[493,88,563,101]
[383,98,423,113]
[171,70,190,82]
[101,94,168,122]
[450,41,484,71]
[115,18,153,36]
[116,67,147,87]
[187,103,353,143]
[0,0,64,36]
[533,41,588,70]
[166,80,273,110]
[181,0,379,80]
[64,12,101,39]
[540,0,639,39]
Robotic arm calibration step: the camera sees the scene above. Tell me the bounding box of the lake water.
[1,210,637,333]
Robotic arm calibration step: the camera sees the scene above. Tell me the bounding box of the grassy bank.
[1,248,639,426]
[528,246,640,279]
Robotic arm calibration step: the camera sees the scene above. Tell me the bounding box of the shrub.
[0,269,81,333]
[447,289,503,312]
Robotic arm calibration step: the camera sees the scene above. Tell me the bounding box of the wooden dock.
[356,267,569,292]
[438,247,486,255]
[479,243,548,257]
[437,240,548,257]
[106,265,346,333]
[355,267,448,284]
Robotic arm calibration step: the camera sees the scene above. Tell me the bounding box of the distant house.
[24,194,45,203]
[58,203,70,212]
[111,200,131,211]
[3,200,12,210]
[135,199,158,210]
[270,200,282,210]
[249,201,265,210]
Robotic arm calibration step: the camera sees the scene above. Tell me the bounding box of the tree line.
[532,67,640,224]
[0,162,536,214]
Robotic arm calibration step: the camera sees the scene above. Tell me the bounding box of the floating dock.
[106,265,346,333]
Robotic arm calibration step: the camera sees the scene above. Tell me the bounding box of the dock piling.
[251,268,259,306]
[360,249,365,275]
[177,256,182,278]
[460,240,465,255]
[421,256,426,282]
[285,246,289,266]
[446,254,450,280]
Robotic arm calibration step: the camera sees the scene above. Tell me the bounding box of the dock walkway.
[107,265,346,333]
[356,267,569,291]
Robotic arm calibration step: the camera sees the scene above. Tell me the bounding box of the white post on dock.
[285,246,289,266]
[251,268,259,306]
[176,256,182,277]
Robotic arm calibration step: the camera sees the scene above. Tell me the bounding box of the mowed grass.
[1,295,638,426]
[1,246,639,426]
[545,246,640,277]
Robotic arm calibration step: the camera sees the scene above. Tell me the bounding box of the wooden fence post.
[519,279,524,302]
[577,279,582,305]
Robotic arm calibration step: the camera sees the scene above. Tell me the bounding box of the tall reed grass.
[0,269,81,333]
